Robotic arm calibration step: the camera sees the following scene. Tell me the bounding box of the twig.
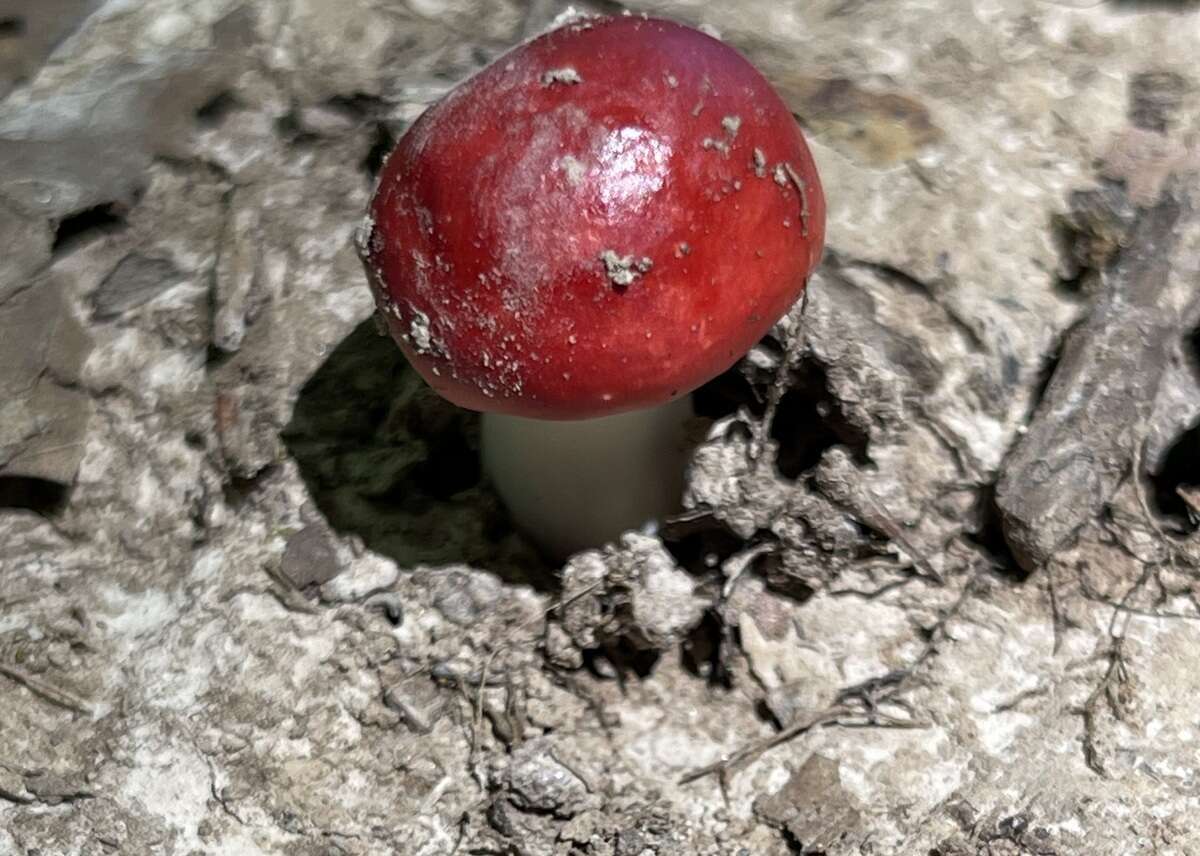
[753,287,810,461]
[1075,571,1200,623]
[681,705,922,786]
[991,683,1051,714]
[858,490,945,585]
[1081,637,1130,777]
[3,441,86,462]
[0,663,93,715]
[682,572,981,784]
[470,648,501,764]
[1074,449,1178,776]
[546,748,594,794]
[721,543,777,599]
[1046,559,1066,655]
[679,705,854,784]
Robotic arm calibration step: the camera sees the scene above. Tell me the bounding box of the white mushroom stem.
[481,396,694,560]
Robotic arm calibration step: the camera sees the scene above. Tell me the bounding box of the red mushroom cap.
[360,14,825,420]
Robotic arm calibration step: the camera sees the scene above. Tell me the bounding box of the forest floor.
[2,1,1200,854]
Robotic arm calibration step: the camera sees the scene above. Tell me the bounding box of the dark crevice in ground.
[194,90,238,127]
[1052,259,1092,300]
[326,92,384,119]
[681,609,731,686]
[410,433,480,500]
[771,360,869,479]
[761,551,819,602]
[51,202,127,254]
[660,513,745,577]
[273,111,319,147]
[584,641,661,681]
[692,362,761,420]
[780,827,820,855]
[1026,328,1067,420]
[204,344,235,370]
[0,17,27,37]
[221,465,279,511]
[1152,419,1200,529]
[964,483,1027,580]
[0,477,69,514]
[1049,206,1098,302]
[692,352,868,481]
[361,121,397,177]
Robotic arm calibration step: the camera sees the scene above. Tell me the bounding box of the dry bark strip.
[996,172,1196,572]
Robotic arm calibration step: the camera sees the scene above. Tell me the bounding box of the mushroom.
[358,14,825,558]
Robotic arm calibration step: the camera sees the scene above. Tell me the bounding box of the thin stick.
[682,572,981,784]
[754,287,810,461]
[680,705,853,784]
[0,663,93,715]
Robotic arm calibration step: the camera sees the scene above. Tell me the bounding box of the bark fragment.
[996,167,1197,571]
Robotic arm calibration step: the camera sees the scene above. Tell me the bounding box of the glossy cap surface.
[360,15,825,419]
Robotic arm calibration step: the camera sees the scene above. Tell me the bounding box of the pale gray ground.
[2,1,1200,854]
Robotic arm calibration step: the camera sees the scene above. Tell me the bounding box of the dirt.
[2,1,1200,855]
